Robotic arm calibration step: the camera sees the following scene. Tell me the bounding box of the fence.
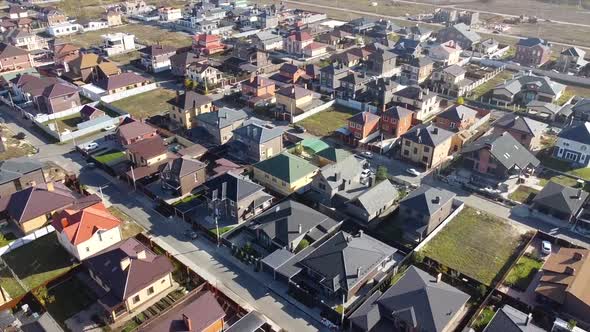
[34,113,127,142]
[100,83,158,103]
[335,98,378,113]
[33,102,100,123]
[291,99,335,123]
[0,225,55,256]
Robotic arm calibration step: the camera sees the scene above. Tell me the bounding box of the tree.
[295,239,310,253]
[184,79,192,89]
[376,166,388,182]
[32,286,55,307]
[476,284,488,299]
[568,319,578,331]
[412,251,424,264]
[456,96,465,105]
[292,143,304,156]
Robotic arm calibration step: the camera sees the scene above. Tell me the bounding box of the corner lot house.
[84,238,175,323]
[52,201,122,261]
[0,158,45,198]
[531,181,589,224]
[400,124,455,169]
[553,122,590,167]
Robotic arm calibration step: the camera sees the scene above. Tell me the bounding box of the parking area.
[367,153,430,186]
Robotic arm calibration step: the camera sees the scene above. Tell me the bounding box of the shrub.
[295,239,310,253]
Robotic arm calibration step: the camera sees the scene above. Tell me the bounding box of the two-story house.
[139,44,177,73]
[434,104,478,132]
[342,111,381,146]
[275,85,314,122]
[252,152,319,196]
[126,136,168,168]
[430,64,471,97]
[38,7,67,27]
[381,105,414,137]
[366,48,398,77]
[231,120,284,162]
[491,113,547,151]
[400,124,455,169]
[192,34,225,55]
[252,30,283,51]
[158,7,182,22]
[492,73,566,106]
[319,63,349,94]
[116,120,158,146]
[0,159,45,198]
[241,76,276,107]
[195,107,248,145]
[556,47,588,74]
[365,77,402,107]
[186,63,223,86]
[0,42,33,72]
[160,156,207,197]
[515,37,551,67]
[429,40,462,66]
[37,82,81,114]
[336,72,370,101]
[553,122,590,167]
[400,56,434,84]
[392,85,439,121]
[311,154,366,203]
[284,30,327,58]
[169,51,201,76]
[103,8,123,26]
[436,23,481,49]
[168,90,213,130]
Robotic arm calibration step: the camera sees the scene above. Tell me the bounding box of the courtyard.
[110,88,176,119]
[296,105,358,137]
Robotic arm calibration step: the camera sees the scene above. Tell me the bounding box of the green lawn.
[0,265,26,299]
[473,306,495,330]
[508,186,539,203]
[469,70,514,100]
[421,206,525,286]
[110,88,177,119]
[52,113,84,131]
[172,194,201,206]
[46,276,98,323]
[209,226,234,237]
[504,255,543,291]
[297,106,357,137]
[538,152,590,189]
[94,151,126,164]
[2,233,77,291]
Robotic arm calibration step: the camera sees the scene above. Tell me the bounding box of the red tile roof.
[52,202,121,245]
[288,31,312,42]
[193,34,220,43]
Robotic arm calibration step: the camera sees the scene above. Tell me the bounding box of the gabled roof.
[316,148,352,163]
[533,181,588,216]
[462,132,540,170]
[51,201,121,245]
[393,85,435,101]
[280,63,301,74]
[383,106,414,119]
[516,37,546,47]
[196,107,247,129]
[340,72,370,86]
[351,180,398,216]
[348,111,380,126]
[526,100,561,114]
[287,31,312,42]
[318,154,364,190]
[400,185,456,216]
[558,122,590,144]
[165,156,206,179]
[561,47,586,58]
[242,76,274,89]
[254,30,282,42]
[436,105,478,123]
[169,51,200,68]
[80,105,104,118]
[442,64,466,76]
[126,136,167,159]
[204,171,265,202]
[95,72,149,91]
[53,43,79,57]
[233,121,284,144]
[254,153,318,183]
[0,43,28,58]
[276,85,313,100]
[299,231,396,292]
[401,124,454,147]
[117,121,157,142]
[41,82,78,98]
[167,90,212,110]
[492,113,546,137]
[83,238,174,301]
[443,23,481,43]
[0,158,43,185]
[483,305,545,332]
[494,74,566,97]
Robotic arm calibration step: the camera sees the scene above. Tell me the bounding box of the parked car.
[83,142,99,151]
[541,240,552,255]
[360,151,373,159]
[103,124,117,131]
[361,169,372,178]
[184,230,198,240]
[293,125,306,133]
[406,168,421,177]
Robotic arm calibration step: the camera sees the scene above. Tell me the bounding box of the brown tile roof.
[167,90,212,110]
[536,247,590,305]
[11,74,60,97]
[126,136,167,159]
[277,85,313,100]
[96,72,149,91]
[242,76,274,89]
[80,105,104,118]
[53,43,79,57]
[117,121,157,142]
[0,42,28,58]
[41,82,79,98]
[96,61,121,77]
[51,201,121,245]
[140,44,177,57]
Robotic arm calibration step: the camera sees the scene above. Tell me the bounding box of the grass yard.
[508,186,539,203]
[538,152,590,189]
[503,254,543,291]
[209,226,234,237]
[472,306,495,330]
[3,233,77,291]
[0,264,26,299]
[469,70,514,100]
[297,106,357,137]
[421,206,525,286]
[0,125,37,161]
[94,150,126,164]
[108,206,145,239]
[46,276,98,323]
[108,50,141,65]
[52,113,84,131]
[172,194,201,206]
[110,88,176,119]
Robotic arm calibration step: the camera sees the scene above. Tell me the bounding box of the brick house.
[95,72,151,95]
[0,159,45,199]
[139,44,177,73]
[433,104,478,132]
[192,34,225,55]
[241,76,275,106]
[381,106,414,137]
[343,111,381,146]
[116,121,158,145]
[400,124,455,169]
[168,90,213,130]
[515,37,551,67]
[491,113,547,151]
[0,43,33,72]
[37,83,81,114]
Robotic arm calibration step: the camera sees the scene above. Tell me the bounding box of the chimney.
[182,314,192,331]
[46,182,54,192]
[175,90,180,103]
[525,313,532,326]
[341,178,347,190]
[436,273,442,283]
[335,171,341,182]
[347,235,353,242]
[298,223,302,234]
[576,189,583,200]
[358,230,364,238]
[432,196,440,204]
[221,182,227,200]
[120,257,131,270]
[356,266,362,278]
[574,251,584,261]
[192,99,196,109]
[60,218,68,228]
[432,127,438,135]
[137,249,147,260]
[565,266,576,276]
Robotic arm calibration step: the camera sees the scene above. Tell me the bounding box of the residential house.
[344,180,398,224]
[0,158,45,198]
[429,40,462,66]
[311,154,366,202]
[168,90,213,130]
[52,201,122,261]
[342,111,381,146]
[186,63,223,86]
[492,113,546,151]
[531,181,588,223]
[342,17,376,34]
[271,63,306,85]
[392,85,439,121]
[231,120,284,162]
[53,43,79,72]
[553,122,590,167]
[398,185,456,241]
[122,0,151,15]
[400,56,434,84]
[47,22,81,37]
[430,64,472,97]
[37,82,80,114]
[7,5,27,19]
[80,105,105,121]
[330,51,361,68]
[284,30,327,58]
[381,105,414,137]
[192,34,225,56]
[78,18,108,32]
[365,78,401,108]
[275,85,315,122]
[336,72,370,100]
[535,247,590,325]
[474,38,501,55]
[350,265,470,332]
[515,37,551,67]
[434,104,478,132]
[139,44,177,73]
[0,182,87,234]
[492,73,566,106]
[103,8,123,26]
[38,7,67,27]
[66,53,121,83]
[318,29,352,47]
[241,76,275,107]
[5,29,44,51]
[398,25,433,42]
[461,132,540,180]
[315,148,352,167]
[204,172,273,224]
[0,43,33,72]
[253,30,283,51]
[252,152,319,196]
[101,33,136,56]
[526,100,567,122]
[572,98,590,121]
[126,136,168,167]
[195,107,248,145]
[116,120,158,145]
[84,238,175,323]
[293,231,396,301]
[436,23,481,49]
[556,47,588,74]
[138,291,225,332]
[169,52,201,76]
[158,7,182,22]
[319,63,349,94]
[366,48,398,77]
[95,72,151,95]
[484,305,545,332]
[247,199,340,253]
[400,124,455,169]
[392,38,422,62]
[160,156,207,196]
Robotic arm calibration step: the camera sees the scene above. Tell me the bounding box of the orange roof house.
[52,201,123,261]
[192,34,225,55]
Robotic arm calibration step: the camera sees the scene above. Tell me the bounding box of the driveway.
[368,153,429,186]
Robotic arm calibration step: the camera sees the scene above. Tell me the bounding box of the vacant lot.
[3,233,77,291]
[110,88,176,119]
[47,276,98,323]
[60,24,192,49]
[297,106,358,137]
[509,186,539,203]
[504,254,543,291]
[421,206,525,286]
[108,206,145,239]
[469,70,514,100]
[0,125,37,161]
[52,113,84,131]
[58,0,188,19]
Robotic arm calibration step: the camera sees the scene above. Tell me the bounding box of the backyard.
[46,276,98,324]
[508,186,539,203]
[48,113,84,131]
[469,70,514,100]
[110,88,176,119]
[2,233,78,292]
[94,150,126,165]
[296,106,358,137]
[538,153,590,190]
[503,254,544,291]
[421,206,526,286]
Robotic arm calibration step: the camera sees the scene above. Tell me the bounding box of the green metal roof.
[316,147,352,163]
[254,153,318,183]
[301,138,330,154]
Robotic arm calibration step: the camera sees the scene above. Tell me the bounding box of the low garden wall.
[100,83,158,103]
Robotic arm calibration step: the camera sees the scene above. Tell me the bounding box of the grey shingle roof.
[383,106,414,119]
[196,107,248,129]
[493,113,546,136]
[436,105,478,122]
[516,37,546,47]
[462,133,540,170]
[443,64,466,76]
[402,124,454,147]
[558,122,590,144]
[0,158,43,185]
[532,181,588,216]
[204,172,265,203]
[317,154,364,190]
[561,47,585,58]
[168,90,212,110]
[447,23,481,43]
[495,74,566,98]
[350,266,470,332]
[483,305,545,332]
[526,100,561,114]
[400,185,456,216]
[232,120,284,144]
[352,180,398,216]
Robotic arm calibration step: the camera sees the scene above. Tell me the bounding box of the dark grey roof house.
[483,305,544,332]
[532,181,589,223]
[231,119,285,162]
[349,265,470,332]
[0,158,45,198]
[344,180,399,224]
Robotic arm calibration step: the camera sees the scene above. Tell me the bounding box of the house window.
[424,146,430,153]
[404,140,410,147]
[147,287,154,295]
[86,247,90,252]
[413,148,418,154]
[194,173,199,182]
[422,156,429,163]
[450,122,456,129]
[230,200,235,206]
[403,149,410,156]
[133,295,140,304]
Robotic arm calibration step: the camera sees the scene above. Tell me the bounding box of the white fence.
[0,225,55,256]
[413,201,465,252]
[100,83,158,103]
[336,98,378,113]
[33,102,100,123]
[291,99,335,123]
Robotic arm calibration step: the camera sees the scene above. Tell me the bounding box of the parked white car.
[103,124,117,131]
[83,142,99,151]
[406,168,421,177]
[541,241,552,255]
